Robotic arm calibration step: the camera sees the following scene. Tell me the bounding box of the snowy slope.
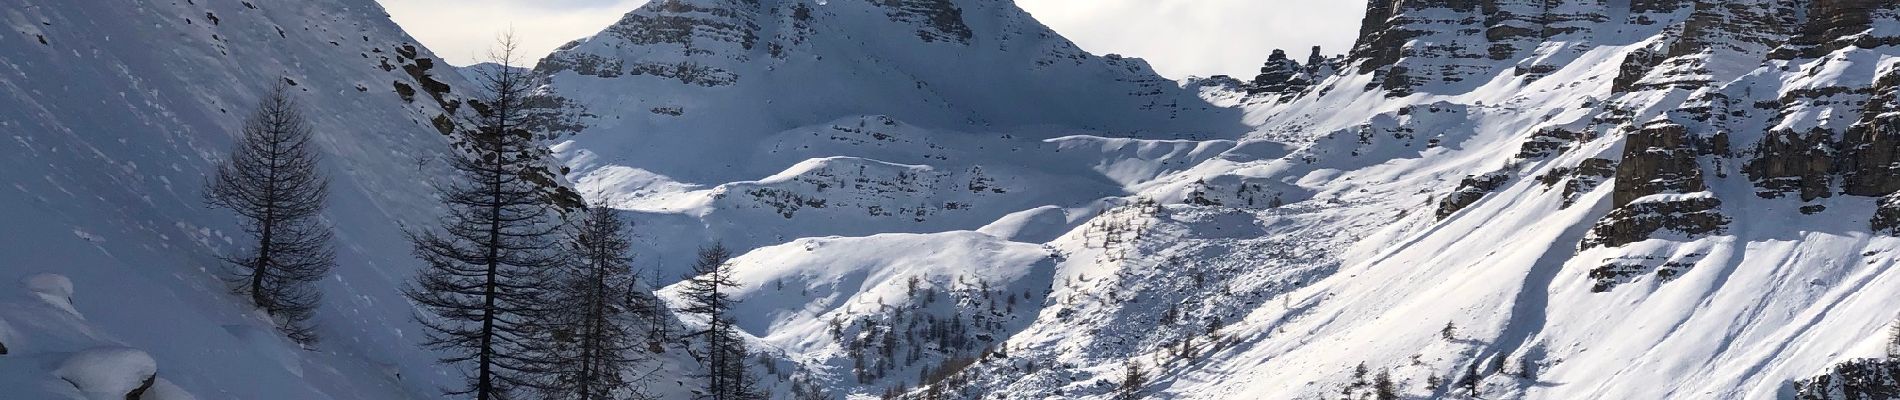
[531,0,1252,282]
[12,0,1900,399]
[940,2,1900,399]
[0,0,510,398]
[537,0,1900,399]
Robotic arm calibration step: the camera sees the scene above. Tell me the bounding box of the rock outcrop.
[1436,171,1511,219]
[1247,46,1340,98]
[1339,0,1900,245]
[869,0,974,44]
[1874,193,1900,234]
[1745,127,1836,201]
[1516,127,1583,159]
[1585,122,1727,249]
[1842,67,1900,196]
[1588,259,1695,292]
[1537,157,1616,208]
[1795,358,1900,400]
[1611,123,1712,207]
[1349,0,1885,96]
[1349,0,1620,94]
[1582,193,1728,249]
[1248,49,1309,95]
[1774,0,1900,60]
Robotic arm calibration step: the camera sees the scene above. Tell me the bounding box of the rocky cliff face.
[1347,0,1900,247]
[1155,0,1900,396]
[1777,0,1900,59]
[1291,5,1900,394]
[869,0,975,43]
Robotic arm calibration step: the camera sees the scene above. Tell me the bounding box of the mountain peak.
[532,0,1245,184]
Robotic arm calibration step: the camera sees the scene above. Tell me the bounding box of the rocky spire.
[1247,49,1309,95]
[1304,45,1332,77]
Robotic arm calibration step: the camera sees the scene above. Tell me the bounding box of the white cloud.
[376,0,1366,79]
[1015,0,1366,79]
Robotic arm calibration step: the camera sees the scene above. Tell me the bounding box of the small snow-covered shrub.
[23,273,79,317]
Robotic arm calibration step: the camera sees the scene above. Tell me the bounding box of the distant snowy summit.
[529,0,1245,142]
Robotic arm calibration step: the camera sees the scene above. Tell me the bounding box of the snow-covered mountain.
[9,0,1900,399]
[541,0,1900,398]
[528,0,1251,281]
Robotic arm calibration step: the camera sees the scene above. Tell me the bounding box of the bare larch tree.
[681,244,761,399]
[205,82,335,345]
[403,34,564,400]
[543,206,651,400]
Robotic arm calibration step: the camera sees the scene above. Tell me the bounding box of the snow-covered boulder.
[55,346,156,400]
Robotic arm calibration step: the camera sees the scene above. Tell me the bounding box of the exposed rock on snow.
[1843,67,1900,197]
[1776,0,1900,60]
[1746,126,1838,202]
[1436,171,1511,219]
[1559,158,1617,208]
[1247,49,1310,96]
[1796,358,1900,400]
[1584,193,1728,249]
[1873,192,1900,234]
[1590,122,1724,247]
[1516,126,1583,160]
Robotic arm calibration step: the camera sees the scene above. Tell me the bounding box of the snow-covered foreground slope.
[0,0,512,397]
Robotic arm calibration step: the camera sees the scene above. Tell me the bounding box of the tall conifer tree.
[543,207,648,400]
[404,34,563,400]
[206,82,335,345]
[681,244,760,399]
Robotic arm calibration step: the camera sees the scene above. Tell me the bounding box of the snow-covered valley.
[5,0,1900,399]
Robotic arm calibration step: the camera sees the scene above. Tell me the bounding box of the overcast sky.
[377,0,1367,79]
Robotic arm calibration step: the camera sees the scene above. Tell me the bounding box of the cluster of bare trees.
[679,244,763,399]
[400,37,676,400]
[204,30,805,399]
[399,36,766,400]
